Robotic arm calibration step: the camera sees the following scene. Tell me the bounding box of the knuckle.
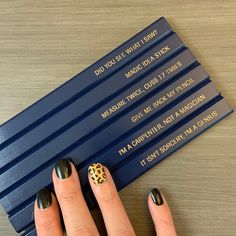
[98,187,117,205]
[36,217,58,232]
[111,228,135,236]
[158,217,173,228]
[57,187,79,206]
[70,226,99,236]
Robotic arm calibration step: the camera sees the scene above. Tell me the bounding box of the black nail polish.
[150,188,164,206]
[55,159,72,179]
[37,188,52,209]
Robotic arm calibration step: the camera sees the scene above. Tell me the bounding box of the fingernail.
[88,163,106,185]
[37,188,52,209]
[55,159,72,179]
[150,188,164,206]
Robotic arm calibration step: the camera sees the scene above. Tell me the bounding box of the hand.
[34,160,177,236]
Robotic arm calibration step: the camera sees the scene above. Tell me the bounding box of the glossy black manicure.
[150,188,164,206]
[37,188,52,209]
[55,159,72,179]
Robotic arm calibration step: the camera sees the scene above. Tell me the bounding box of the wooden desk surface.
[0,1,235,235]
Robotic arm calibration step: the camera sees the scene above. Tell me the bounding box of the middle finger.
[52,159,99,236]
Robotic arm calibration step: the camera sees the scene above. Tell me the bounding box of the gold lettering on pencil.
[197,110,218,127]
[152,96,168,108]
[166,61,182,74]
[143,106,153,114]
[100,59,185,120]
[131,112,144,123]
[154,46,170,59]
[94,29,159,76]
[159,134,185,153]
[118,93,208,157]
[142,56,155,67]
[118,147,128,156]
[140,159,147,167]
[143,77,159,90]
[125,88,145,102]
[184,111,219,137]
[125,42,142,55]
[125,45,171,79]
[179,94,206,114]
[104,59,116,69]
[101,88,145,119]
[131,77,195,123]
[163,114,175,125]
[139,110,219,167]
[166,90,176,98]
[139,133,185,166]
[101,99,127,119]
[115,52,126,62]
[146,150,160,163]
[139,134,183,166]
[94,66,105,76]
[125,64,143,79]
[118,123,163,156]
[143,29,158,43]
[175,78,195,92]
[184,127,194,136]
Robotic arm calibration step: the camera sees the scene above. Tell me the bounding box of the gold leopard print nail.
[88,163,106,184]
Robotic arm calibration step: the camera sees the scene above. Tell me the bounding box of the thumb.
[148,188,177,236]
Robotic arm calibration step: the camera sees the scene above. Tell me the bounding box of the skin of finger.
[88,166,136,236]
[148,194,177,236]
[52,163,99,236]
[34,193,64,236]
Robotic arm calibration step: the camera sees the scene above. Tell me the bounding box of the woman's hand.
[34,160,177,236]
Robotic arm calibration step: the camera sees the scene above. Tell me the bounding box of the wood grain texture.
[0,0,235,235]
